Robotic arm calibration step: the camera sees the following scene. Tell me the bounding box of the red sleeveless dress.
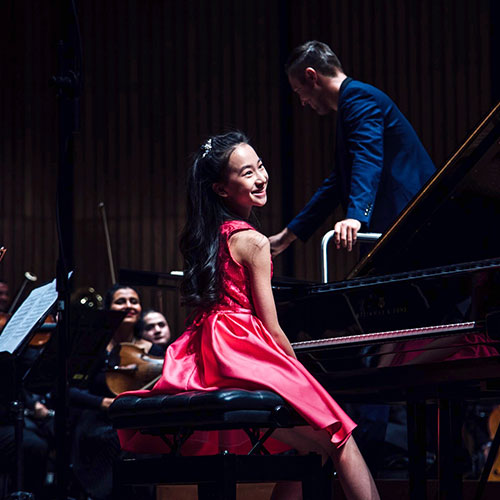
[116,220,356,454]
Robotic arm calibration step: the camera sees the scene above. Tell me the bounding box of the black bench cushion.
[109,388,307,433]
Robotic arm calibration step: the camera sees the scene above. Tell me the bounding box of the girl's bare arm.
[230,230,296,358]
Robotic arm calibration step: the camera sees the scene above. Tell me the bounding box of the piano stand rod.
[321,230,381,283]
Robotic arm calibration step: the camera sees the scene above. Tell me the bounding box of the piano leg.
[438,398,464,500]
[407,400,427,500]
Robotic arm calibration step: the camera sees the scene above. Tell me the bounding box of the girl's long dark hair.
[180,131,249,308]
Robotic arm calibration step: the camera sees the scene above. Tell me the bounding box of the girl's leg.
[269,428,329,500]
[272,426,380,500]
[270,481,302,500]
[331,435,380,500]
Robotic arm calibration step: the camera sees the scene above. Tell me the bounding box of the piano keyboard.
[291,321,479,351]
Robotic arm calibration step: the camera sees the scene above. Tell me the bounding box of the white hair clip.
[201,138,212,158]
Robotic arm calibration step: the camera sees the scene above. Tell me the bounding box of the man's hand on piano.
[269,227,297,257]
[334,218,361,251]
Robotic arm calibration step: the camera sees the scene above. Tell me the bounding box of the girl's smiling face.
[213,143,268,218]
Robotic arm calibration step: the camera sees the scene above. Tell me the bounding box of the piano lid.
[118,268,181,289]
[349,102,500,279]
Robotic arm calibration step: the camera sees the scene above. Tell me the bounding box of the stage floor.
[157,479,500,500]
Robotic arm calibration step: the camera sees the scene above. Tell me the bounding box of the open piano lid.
[349,102,500,279]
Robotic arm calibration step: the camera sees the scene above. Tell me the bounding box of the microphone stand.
[3,353,30,500]
[51,1,82,499]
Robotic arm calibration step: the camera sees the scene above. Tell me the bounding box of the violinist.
[136,309,172,353]
[0,278,54,499]
[69,284,157,500]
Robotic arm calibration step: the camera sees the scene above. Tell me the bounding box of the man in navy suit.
[270,40,435,255]
[270,40,436,476]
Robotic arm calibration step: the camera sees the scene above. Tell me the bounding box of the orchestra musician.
[0,278,54,499]
[135,309,172,352]
[0,401,52,499]
[69,284,161,500]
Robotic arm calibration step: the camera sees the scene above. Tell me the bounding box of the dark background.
[0,0,498,337]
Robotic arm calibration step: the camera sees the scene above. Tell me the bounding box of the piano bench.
[109,388,327,500]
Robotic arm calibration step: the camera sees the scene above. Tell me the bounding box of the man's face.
[0,282,9,312]
[141,312,171,345]
[288,73,331,115]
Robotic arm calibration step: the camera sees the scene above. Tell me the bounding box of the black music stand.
[0,278,59,499]
[17,306,125,500]
[24,307,126,395]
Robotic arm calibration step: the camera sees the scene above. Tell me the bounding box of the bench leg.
[198,481,236,500]
[198,452,237,500]
[302,478,321,500]
[302,468,327,499]
[301,453,328,500]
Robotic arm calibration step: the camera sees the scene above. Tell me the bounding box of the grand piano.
[117,103,500,499]
[274,102,500,499]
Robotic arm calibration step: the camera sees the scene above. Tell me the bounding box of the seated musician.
[0,397,52,499]
[69,284,160,500]
[0,279,54,499]
[135,309,172,353]
[115,132,379,499]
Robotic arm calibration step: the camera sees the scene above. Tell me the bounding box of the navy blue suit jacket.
[288,79,436,240]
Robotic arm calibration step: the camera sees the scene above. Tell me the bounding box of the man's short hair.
[285,40,343,82]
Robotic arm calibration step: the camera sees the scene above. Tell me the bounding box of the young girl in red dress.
[116,131,379,500]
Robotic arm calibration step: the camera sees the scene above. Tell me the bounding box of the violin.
[105,342,164,395]
[0,270,38,333]
[0,312,10,332]
[28,314,57,347]
[0,313,57,345]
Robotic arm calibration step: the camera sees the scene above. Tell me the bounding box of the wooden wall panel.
[0,0,59,301]
[72,0,284,335]
[0,0,495,338]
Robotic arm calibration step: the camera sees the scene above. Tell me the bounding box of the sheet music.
[0,278,58,354]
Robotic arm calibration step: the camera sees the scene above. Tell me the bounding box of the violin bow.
[98,202,117,284]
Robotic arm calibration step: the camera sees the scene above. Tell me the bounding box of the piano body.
[274,102,500,499]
